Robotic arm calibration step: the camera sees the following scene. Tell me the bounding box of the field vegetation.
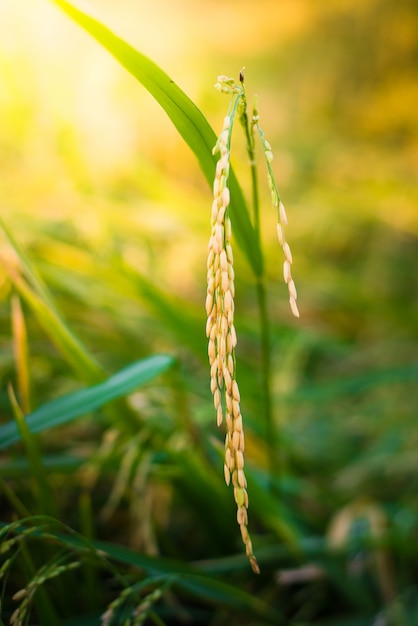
[1,0,417,624]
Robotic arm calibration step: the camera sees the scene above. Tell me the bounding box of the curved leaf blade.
[0,218,104,383]
[0,355,174,450]
[50,0,262,276]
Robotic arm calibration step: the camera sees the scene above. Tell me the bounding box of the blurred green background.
[1,0,418,624]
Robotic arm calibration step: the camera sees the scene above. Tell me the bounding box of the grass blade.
[11,295,31,414]
[174,574,283,623]
[0,220,104,383]
[50,0,262,277]
[293,362,418,403]
[0,355,174,450]
[4,267,104,383]
[7,384,56,516]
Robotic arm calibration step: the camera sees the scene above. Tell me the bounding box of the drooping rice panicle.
[207,77,259,573]
[253,102,300,318]
[208,73,299,573]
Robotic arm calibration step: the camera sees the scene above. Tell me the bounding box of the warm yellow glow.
[1,0,417,293]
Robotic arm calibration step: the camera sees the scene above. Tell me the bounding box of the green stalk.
[8,384,57,518]
[78,491,100,612]
[239,90,279,483]
[255,277,278,474]
[225,87,279,478]
[0,475,31,518]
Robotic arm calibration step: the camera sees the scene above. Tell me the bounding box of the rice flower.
[206,110,259,574]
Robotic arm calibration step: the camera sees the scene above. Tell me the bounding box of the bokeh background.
[1,0,418,623]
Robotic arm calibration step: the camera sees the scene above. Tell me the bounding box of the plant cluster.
[1,1,418,625]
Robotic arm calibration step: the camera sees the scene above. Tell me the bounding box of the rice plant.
[206,72,299,573]
[1,0,418,625]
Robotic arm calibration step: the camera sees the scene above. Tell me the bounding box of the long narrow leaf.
[0,220,104,383]
[0,355,174,450]
[0,216,57,312]
[174,574,283,623]
[2,264,104,382]
[292,362,418,403]
[50,0,262,277]
[7,385,56,516]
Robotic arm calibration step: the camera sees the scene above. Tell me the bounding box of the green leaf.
[7,385,56,516]
[0,355,174,450]
[0,455,83,475]
[173,574,283,623]
[50,0,262,277]
[0,217,104,383]
[292,362,418,403]
[120,264,207,361]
